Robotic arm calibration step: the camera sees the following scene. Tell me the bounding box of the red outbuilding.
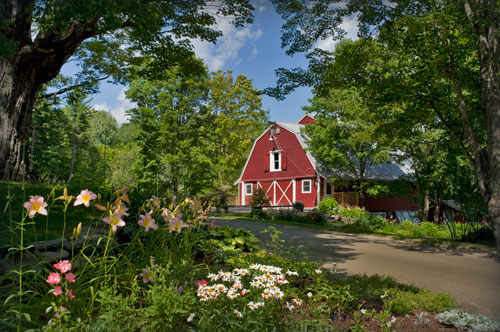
[235,114,417,216]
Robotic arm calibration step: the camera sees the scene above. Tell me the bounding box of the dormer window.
[270,151,281,171]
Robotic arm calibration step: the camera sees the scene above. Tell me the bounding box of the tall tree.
[126,63,214,198]
[269,0,500,247]
[303,88,391,204]
[0,0,254,180]
[207,71,268,185]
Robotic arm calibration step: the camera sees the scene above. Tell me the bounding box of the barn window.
[302,179,312,193]
[245,183,253,195]
[270,151,281,171]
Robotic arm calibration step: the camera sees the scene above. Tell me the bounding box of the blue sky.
[61,1,358,125]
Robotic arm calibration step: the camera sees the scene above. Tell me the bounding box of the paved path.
[214,218,500,320]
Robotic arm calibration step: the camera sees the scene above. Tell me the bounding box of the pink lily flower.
[24,195,48,219]
[138,213,158,232]
[74,189,97,207]
[103,212,126,233]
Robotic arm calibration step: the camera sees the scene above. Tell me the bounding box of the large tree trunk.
[464,0,500,248]
[0,57,41,180]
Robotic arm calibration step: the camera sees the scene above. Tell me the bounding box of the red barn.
[235,114,417,215]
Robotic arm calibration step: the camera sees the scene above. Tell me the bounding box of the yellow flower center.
[144,218,151,227]
[32,202,42,211]
[82,194,90,203]
[110,214,120,225]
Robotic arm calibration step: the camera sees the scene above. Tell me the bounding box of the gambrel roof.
[235,120,413,185]
[277,121,414,181]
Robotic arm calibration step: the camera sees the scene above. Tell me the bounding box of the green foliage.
[292,201,304,212]
[268,0,496,245]
[386,289,455,315]
[339,274,454,315]
[267,209,327,226]
[1,183,463,331]
[206,225,260,252]
[341,207,371,223]
[127,65,267,199]
[249,188,271,208]
[208,185,233,209]
[318,197,338,214]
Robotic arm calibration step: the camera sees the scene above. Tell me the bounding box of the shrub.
[304,209,328,225]
[466,225,495,245]
[368,216,387,229]
[341,207,371,223]
[318,197,339,214]
[206,225,261,252]
[420,222,439,237]
[292,201,304,212]
[249,188,271,209]
[250,208,269,219]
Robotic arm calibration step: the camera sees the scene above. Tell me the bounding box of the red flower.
[194,280,208,287]
[53,260,71,273]
[47,272,61,285]
[65,272,76,283]
[53,286,63,296]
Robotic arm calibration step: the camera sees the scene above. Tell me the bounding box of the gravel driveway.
[214,217,500,321]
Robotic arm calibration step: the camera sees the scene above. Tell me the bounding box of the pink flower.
[168,219,189,233]
[46,272,61,285]
[74,189,97,207]
[103,212,126,233]
[140,269,154,284]
[24,195,48,219]
[65,272,76,283]
[53,260,71,273]
[138,213,158,232]
[194,280,208,287]
[53,286,63,296]
[114,204,129,216]
[67,289,75,299]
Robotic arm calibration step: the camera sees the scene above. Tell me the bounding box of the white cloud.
[92,89,136,125]
[313,15,359,52]
[190,19,263,71]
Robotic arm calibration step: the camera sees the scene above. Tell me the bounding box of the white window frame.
[245,183,253,196]
[302,179,312,193]
[270,150,281,172]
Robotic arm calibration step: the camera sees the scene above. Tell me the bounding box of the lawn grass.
[209,211,494,249]
[0,181,99,246]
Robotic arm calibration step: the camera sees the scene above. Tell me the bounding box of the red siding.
[295,178,317,208]
[240,125,316,182]
[365,195,418,211]
[298,115,316,125]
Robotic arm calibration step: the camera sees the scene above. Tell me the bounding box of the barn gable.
[297,113,316,125]
[236,117,415,210]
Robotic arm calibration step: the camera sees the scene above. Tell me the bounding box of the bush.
[420,221,439,237]
[249,188,271,209]
[318,197,338,214]
[341,207,371,223]
[368,216,387,229]
[292,201,304,212]
[466,225,495,245]
[250,208,269,219]
[305,209,328,225]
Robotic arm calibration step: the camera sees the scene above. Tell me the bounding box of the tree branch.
[38,75,110,99]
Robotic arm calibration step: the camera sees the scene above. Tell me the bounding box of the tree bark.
[1,0,100,180]
[464,0,500,248]
[0,57,40,180]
